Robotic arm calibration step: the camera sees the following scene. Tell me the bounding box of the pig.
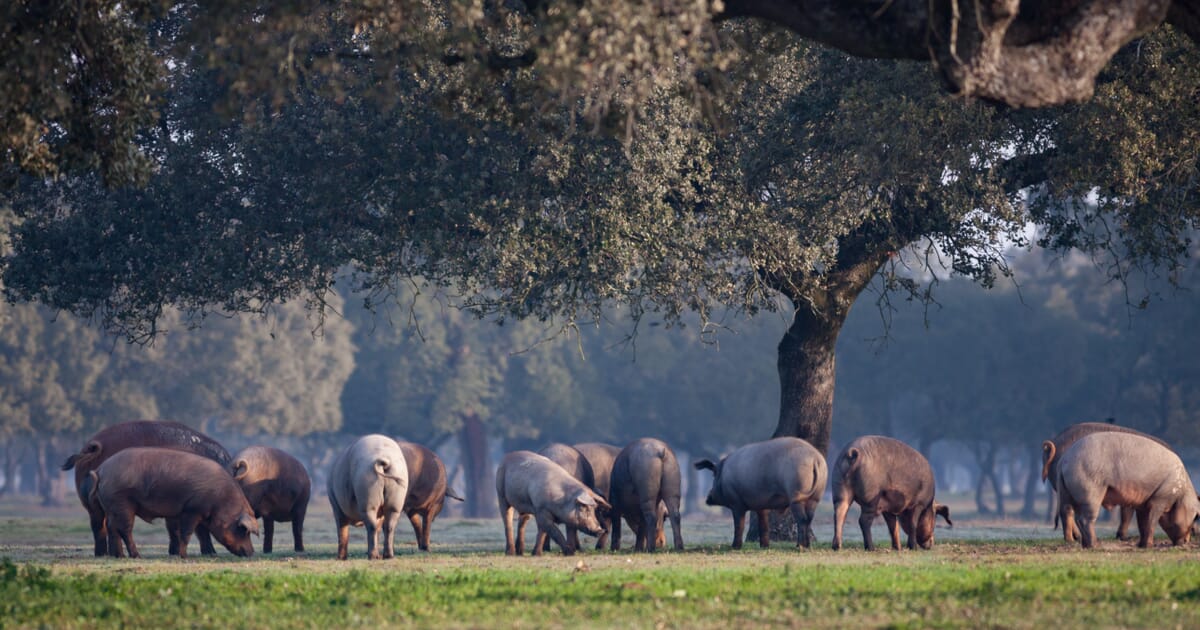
[523,443,599,553]
[231,446,311,554]
[61,420,232,556]
[831,435,952,551]
[609,438,684,552]
[1055,432,1200,549]
[694,437,827,549]
[88,447,257,558]
[495,451,610,556]
[327,434,410,560]
[574,442,624,550]
[1041,422,1169,542]
[395,440,465,551]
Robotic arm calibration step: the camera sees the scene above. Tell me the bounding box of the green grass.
[3,497,1200,628]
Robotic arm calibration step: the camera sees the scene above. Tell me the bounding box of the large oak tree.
[4,25,1197,458]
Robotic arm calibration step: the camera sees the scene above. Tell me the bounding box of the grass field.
[3,496,1199,629]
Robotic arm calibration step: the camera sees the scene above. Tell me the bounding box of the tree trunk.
[1020,446,1041,519]
[685,458,703,515]
[773,303,843,457]
[458,413,495,518]
[0,441,17,495]
[974,443,995,515]
[35,438,54,506]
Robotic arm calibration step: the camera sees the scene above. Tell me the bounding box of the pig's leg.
[516,513,531,555]
[176,514,203,560]
[502,505,518,556]
[566,526,580,554]
[407,511,425,550]
[330,498,351,560]
[832,498,851,551]
[108,509,136,559]
[292,499,307,552]
[756,510,771,548]
[196,524,217,556]
[1136,503,1164,548]
[632,515,648,552]
[106,517,126,559]
[665,500,683,551]
[789,501,814,549]
[640,502,659,552]
[532,529,549,557]
[381,510,401,559]
[536,511,572,556]
[166,518,181,556]
[609,509,623,551]
[1075,504,1098,549]
[423,503,443,551]
[900,510,918,550]
[1062,504,1078,542]
[89,509,108,557]
[1116,505,1134,541]
[882,513,901,551]
[731,509,747,549]
[364,510,383,560]
[859,504,879,551]
[263,518,275,554]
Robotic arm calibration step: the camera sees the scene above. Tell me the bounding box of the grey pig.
[831,435,951,551]
[231,446,311,553]
[1041,421,1168,542]
[1055,432,1200,548]
[695,437,827,549]
[496,450,610,556]
[609,438,684,552]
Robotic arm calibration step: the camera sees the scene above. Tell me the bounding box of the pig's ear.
[589,490,612,511]
[233,460,249,480]
[240,513,260,536]
[847,448,860,462]
[935,503,953,528]
[576,493,598,508]
[693,459,716,472]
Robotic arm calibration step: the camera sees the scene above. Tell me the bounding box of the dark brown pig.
[327,434,410,560]
[831,435,952,551]
[574,442,624,550]
[609,438,684,552]
[695,437,827,549]
[395,440,464,551]
[1041,422,1169,542]
[496,451,610,556]
[525,443,598,553]
[61,420,232,556]
[1055,432,1200,548]
[89,447,258,558]
[231,446,311,554]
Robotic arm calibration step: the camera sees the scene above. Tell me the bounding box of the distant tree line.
[2,244,1198,518]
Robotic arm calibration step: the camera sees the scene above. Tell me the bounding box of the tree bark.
[458,413,495,518]
[1020,446,1041,519]
[685,458,704,514]
[721,0,1176,107]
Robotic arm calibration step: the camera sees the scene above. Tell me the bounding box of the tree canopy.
[3,6,1198,457]
[4,1,1200,189]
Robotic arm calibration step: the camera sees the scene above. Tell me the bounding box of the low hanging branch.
[721,0,1191,107]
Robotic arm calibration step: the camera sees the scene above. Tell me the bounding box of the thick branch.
[721,0,1176,107]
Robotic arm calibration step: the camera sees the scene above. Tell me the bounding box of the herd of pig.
[58,420,1200,559]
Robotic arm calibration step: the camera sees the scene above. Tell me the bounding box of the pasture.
[2,496,1199,629]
